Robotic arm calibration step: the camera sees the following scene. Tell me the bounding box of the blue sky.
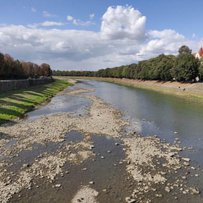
[0,0,202,70]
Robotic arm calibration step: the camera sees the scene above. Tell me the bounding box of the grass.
[0,79,72,125]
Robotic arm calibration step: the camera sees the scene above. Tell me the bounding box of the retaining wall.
[0,77,54,92]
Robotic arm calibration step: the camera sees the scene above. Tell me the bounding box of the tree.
[178,45,192,55]
[172,47,199,82]
[198,58,203,81]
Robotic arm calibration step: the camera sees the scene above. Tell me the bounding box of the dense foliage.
[53,46,203,82]
[0,53,52,80]
[53,45,203,83]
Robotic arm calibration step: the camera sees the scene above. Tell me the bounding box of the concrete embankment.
[0,77,54,92]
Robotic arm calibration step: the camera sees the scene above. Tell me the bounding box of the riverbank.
[0,85,201,202]
[0,79,72,125]
[60,77,203,103]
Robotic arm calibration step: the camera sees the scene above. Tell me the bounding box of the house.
[194,47,203,59]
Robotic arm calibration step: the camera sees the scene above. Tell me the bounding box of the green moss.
[0,79,72,125]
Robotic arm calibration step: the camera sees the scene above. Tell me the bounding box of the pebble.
[89,181,94,185]
[89,145,95,150]
[101,156,105,159]
[107,150,111,153]
[165,186,171,193]
[125,197,136,203]
[190,187,200,195]
[82,168,87,171]
[55,184,61,188]
[182,157,190,162]
[155,194,162,198]
[115,143,119,146]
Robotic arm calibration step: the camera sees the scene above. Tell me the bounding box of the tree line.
[0,53,52,80]
[53,45,203,82]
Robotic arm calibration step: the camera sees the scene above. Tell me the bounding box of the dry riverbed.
[0,85,202,203]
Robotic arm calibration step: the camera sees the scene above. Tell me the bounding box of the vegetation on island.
[0,79,71,124]
[0,53,52,80]
[53,45,202,83]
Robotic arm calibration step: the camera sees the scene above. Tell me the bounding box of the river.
[14,79,202,202]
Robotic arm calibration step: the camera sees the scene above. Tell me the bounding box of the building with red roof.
[194,47,203,59]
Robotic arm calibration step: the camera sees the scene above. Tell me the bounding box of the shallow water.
[27,94,90,120]
[10,134,133,203]
[6,79,203,202]
[77,80,203,166]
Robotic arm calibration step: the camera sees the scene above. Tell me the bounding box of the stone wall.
[0,77,54,92]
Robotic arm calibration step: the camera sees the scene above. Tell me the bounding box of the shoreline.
[61,76,203,104]
[0,85,202,202]
[0,79,72,125]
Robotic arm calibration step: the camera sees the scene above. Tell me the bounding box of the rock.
[195,174,199,177]
[182,176,187,180]
[101,156,105,159]
[165,186,171,193]
[125,197,136,203]
[82,168,87,171]
[89,145,95,150]
[102,189,107,192]
[155,194,162,198]
[55,184,61,188]
[168,152,176,157]
[183,162,190,166]
[183,191,187,194]
[115,143,119,146]
[89,181,94,185]
[182,157,190,162]
[107,150,111,153]
[190,187,200,195]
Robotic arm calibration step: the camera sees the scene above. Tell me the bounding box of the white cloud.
[137,29,186,59]
[67,15,74,21]
[39,21,65,27]
[67,15,95,26]
[101,5,146,40]
[43,11,56,18]
[0,5,202,70]
[89,13,95,19]
[31,7,37,13]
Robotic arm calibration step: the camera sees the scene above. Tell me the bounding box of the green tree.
[172,47,199,82]
[178,45,192,55]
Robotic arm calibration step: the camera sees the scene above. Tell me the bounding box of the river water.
[74,80,203,167]
[23,79,203,202]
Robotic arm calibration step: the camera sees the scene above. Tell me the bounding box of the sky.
[0,0,202,70]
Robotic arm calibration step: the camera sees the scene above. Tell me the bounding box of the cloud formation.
[101,6,146,40]
[0,6,201,70]
[67,15,95,26]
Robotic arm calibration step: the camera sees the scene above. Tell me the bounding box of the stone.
[190,187,200,195]
[182,157,190,162]
[89,181,94,185]
[165,186,171,193]
[55,184,61,188]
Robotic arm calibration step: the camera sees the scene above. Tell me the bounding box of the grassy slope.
[0,79,72,125]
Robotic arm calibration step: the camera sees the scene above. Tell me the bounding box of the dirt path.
[0,86,202,203]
